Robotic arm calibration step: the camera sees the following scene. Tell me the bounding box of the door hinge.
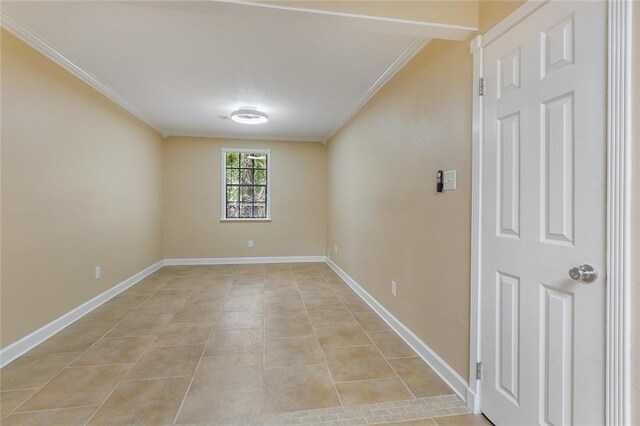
[478,78,485,96]
[476,362,483,380]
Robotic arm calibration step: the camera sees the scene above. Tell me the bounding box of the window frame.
[220,147,271,221]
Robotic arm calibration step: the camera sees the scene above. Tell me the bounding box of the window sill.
[220,218,272,223]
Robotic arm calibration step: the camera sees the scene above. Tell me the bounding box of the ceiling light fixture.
[230,107,269,125]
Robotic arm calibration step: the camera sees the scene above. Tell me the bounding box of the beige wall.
[1,31,164,348]
[326,2,522,381]
[162,137,327,259]
[479,0,526,33]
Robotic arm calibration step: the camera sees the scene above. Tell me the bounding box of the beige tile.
[339,295,374,313]
[265,313,314,338]
[324,346,396,382]
[17,365,130,411]
[126,345,204,380]
[190,286,229,301]
[176,390,261,424]
[1,352,80,390]
[188,354,262,396]
[222,296,264,312]
[314,322,372,348]
[369,331,415,358]
[293,272,323,280]
[335,377,412,406]
[389,357,452,397]
[129,295,187,316]
[264,289,302,303]
[433,414,493,426]
[153,322,213,347]
[101,293,152,310]
[106,314,172,338]
[163,278,203,291]
[172,299,222,322]
[302,296,344,309]
[26,326,106,356]
[227,287,263,299]
[298,286,336,298]
[204,328,262,356]
[262,365,340,413]
[215,311,263,330]
[71,336,154,366]
[233,277,265,287]
[307,306,355,325]
[154,288,195,298]
[297,284,330,294]
[1,389,37,418]
[199,276,234,287]
[265,336,324,369]
[3,406,98,426]
[375,419,437,426]
[69,307,131,329]
[265,301,308,316]
[264,280,298,291]
[354,311,391,332]
[88,377,190,425]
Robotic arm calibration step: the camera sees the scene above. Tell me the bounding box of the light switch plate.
[443,170,457,191]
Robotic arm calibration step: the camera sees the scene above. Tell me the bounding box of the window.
[221,148,270,220]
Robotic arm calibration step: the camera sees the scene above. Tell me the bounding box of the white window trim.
[220,148,272,221]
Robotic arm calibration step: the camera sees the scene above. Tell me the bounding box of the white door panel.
[480,1,606,425]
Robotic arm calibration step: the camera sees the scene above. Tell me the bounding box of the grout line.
[261,264,267,416]
[6,276,178,420]
[321,266,419,401]
[295,264,345,410]
[171,265,238,425]
[7,264,467,425]
[6,403,103,416]
[83,269,201,425]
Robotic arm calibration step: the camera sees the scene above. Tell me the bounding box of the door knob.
[568,264,598,283]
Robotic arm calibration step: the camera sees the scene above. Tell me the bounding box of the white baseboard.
[0,260,164,367]
[164,256,326,266]
[326,259,473,406]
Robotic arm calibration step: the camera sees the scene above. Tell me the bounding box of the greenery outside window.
[221,148,270,220]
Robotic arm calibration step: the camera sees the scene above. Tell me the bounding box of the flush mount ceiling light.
[229,107,269,125]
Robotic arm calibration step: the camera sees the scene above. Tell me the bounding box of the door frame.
[468,0,633,423]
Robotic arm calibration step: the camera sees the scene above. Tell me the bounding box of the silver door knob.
[568,264,598,283]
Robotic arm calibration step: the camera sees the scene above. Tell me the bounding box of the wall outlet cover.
[443,170,457,191]
[95,266,101,279]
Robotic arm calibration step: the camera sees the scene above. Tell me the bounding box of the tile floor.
[1,263,492,425]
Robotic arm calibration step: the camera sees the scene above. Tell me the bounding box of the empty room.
[1,0,638,425]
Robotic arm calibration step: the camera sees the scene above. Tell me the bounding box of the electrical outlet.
[95,266,101,279]
[443,170,457,191]
[248,240,254,248]
[391,281,397,296]
[334,245,338,254]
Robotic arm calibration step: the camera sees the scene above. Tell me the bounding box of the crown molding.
[0,9,165,136]
[324,37,430,143]
[1,6,436,145]
[214,0,476,40]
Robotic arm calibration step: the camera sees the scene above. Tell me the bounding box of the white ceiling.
[1,1,462,142]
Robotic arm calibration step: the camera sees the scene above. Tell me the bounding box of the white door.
[480,1,606,425]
